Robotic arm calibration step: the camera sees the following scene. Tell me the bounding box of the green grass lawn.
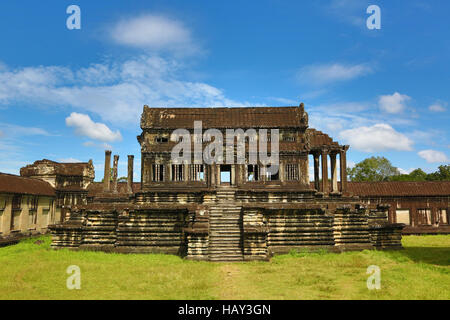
[0,235,448,300]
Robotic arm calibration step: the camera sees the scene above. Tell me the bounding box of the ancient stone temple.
[49,104,404,261]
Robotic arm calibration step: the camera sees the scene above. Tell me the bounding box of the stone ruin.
[49,104,404,261]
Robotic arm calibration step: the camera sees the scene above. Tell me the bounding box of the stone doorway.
[220,165,231,186]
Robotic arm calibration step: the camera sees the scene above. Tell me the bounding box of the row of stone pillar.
[312,147,348,194]
[103,150,134,194]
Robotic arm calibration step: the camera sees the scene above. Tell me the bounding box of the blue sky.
[0,0,449,180]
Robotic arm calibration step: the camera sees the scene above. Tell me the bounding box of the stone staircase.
[208,188,244,262]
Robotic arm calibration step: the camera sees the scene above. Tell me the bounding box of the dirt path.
[218,264,242,299]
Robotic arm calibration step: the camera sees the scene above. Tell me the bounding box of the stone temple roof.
[140,105,308,129]
[20,159,94,178]
[347,181,450,197]
[307,129,340,148]
[0,172,55,196]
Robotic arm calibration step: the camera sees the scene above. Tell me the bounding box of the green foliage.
[390,165,450,182]
[390,168,428,182]
[349,158,450,182]
[117,177,127,183]
[426,165,450,181]
[348,156,400,182]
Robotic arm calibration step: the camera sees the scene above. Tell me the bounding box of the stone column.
[127,155,134,194]
[301,161,309,185]
[140,157,144,191]
[389,206,395,224]
[184,163,189,182]
[235,165,242,186]
[339,147,348,192]
[330,153,338,193]
[2,196,11,235]
[321,150,328,193]
[19,196,29,233]
[313,153,320,190]
[112,155,119,193]
[431,207,438,226]
[279,161,285,182]
[103,150,112,192]
[231,165,235,185]
[217,165,221,185]
[210,165,216,186]
[165,163,169,182]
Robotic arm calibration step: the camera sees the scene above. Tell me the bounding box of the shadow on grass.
[387,247,450,266]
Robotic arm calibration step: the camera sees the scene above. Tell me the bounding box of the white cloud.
[111,14,196,54]
[378,92,411,113]
[83,141,113,150]
[0,61,7,72]
[347,160,356,169]
[307,102,376,137]
[398,167,415,175]
[428,103,446,112]
[0,56,251,126]
[298,63,372,85]
[66,112,122,142]
[418,150,450,163]
[0,123,51,137]
[339,123,414,152]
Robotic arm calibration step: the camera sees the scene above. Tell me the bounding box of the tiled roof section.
[347,181,450,197]
[0,172,55,196]
[307,129,341,149]
[87,182,141,197]
[140,106,308,129]
[20,159,94,177]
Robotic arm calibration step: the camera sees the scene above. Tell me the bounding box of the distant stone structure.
[4,110,446,254]
[47,104,405,261]
[0,173,56,244]
[347,182,450,234]
[0,160,94,244]
[20,159,95,222]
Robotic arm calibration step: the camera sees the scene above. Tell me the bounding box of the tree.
[390,168,427,182]
[348,156,400,182]
[426,165,450,181]
[349,159,450,182]
[118,177,127,182]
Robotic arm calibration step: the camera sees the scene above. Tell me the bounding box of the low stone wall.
[49,201,405,260]
[332,206,373,251]
[266,209,335,255]
[116,210,187,254]
[184,209,209,260]
[50,224,83,249]
[185,233,209,260]
[243,209,268,261]
[367,205,405,250]
[80,211,117,251]
[50,208,189,255]
[369,224,404,250]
